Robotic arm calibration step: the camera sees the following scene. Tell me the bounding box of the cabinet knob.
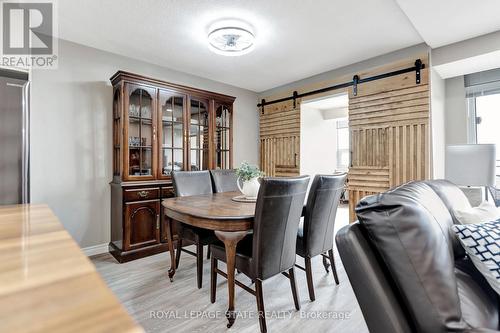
[156,214,160,229]
[137,190,149,198]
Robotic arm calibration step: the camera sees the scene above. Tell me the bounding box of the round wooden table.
[162,191,255,328]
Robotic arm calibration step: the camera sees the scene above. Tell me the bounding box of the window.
[466,69,500,181]
[468,94,500,180]
[336,118,349,170]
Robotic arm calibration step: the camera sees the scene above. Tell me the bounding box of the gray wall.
[30,39,259,248]
[258,44,430,97]
[444,76,468,144]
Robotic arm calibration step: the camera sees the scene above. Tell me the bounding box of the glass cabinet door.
[215,102,232,169]
[159,90,186,177]
[189,98,210,171]
[126,85,156,179]
[113,89,121,177]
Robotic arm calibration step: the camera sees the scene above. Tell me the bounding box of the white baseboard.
[82,243,109,257]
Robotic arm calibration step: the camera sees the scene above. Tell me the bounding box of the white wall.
[300,105,337,177]
[445,76,468,144]
[432,30,500,79]
[30,39,259,248]
[322,107,348,120]
[430,68,446,178]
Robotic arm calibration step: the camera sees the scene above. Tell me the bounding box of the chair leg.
[305,257,315,301]
[288,267,300,310]
[207,245,211,259]
[328,249,339,285]
[175,239,182,269]
[255,279,267,333]
[322,253,330,273]
[210,256,217,303]
[196,243,203,289]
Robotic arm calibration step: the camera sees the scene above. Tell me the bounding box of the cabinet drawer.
[161,187,175,198]
[124,187,160,202]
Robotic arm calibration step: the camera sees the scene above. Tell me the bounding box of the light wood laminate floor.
[91,206,368,333]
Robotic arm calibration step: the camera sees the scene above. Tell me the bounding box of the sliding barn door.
[258,56,430,222]
[348,60,430,221]
[259,104,300,177]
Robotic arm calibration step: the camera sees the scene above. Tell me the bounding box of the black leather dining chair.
[296,173,346,301]
[171,170,218,289]
[210,169,239,193]
[210,176,310,333]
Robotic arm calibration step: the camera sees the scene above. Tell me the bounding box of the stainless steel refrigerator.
[0,69,30,205]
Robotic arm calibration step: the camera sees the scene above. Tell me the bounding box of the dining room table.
[162,191,255,328]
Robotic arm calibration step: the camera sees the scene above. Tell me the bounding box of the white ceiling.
[395,0,500,48]
[58,0,500,92]
[58,0,421,92]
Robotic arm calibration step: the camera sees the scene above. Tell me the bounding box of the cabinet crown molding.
[110,70,236,103]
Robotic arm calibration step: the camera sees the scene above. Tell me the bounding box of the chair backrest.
[171,170,213,197]
[210,169,239,193]
[252,176,310,280]
[303,173,346,257]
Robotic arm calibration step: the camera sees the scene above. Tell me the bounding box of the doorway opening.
[300,93,349,177]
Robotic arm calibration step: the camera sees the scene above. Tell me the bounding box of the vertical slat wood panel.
[259,104,300,177]
[348,62,430,222]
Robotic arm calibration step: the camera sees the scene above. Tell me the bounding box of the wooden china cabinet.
[109,71,235,262]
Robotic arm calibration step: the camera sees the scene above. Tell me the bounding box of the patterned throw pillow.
[452,219,500,295]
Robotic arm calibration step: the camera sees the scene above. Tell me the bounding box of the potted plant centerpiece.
[235,162,264,200]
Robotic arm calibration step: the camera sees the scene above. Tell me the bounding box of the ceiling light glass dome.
[208,27,255,56]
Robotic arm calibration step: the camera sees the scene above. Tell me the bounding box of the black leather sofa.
[336,180,499,333]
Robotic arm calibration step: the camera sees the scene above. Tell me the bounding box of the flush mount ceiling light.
[208,26,255,56]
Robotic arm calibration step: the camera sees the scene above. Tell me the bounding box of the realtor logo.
[3,2,53,54]
[1,1,57,68]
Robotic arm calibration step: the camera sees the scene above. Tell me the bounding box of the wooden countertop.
[0,204,143,333]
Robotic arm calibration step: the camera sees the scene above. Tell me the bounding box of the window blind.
[465,68,500,97]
